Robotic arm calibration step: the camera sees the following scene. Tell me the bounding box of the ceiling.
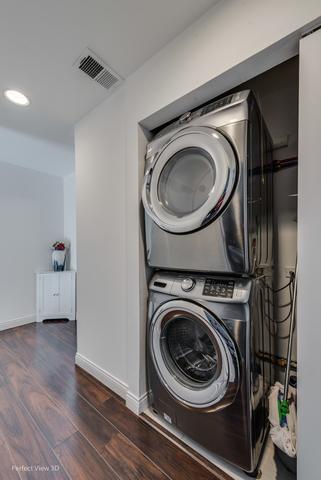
[0,0,217,175]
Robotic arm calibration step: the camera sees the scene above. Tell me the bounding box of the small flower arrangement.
[52,241,66,251]
[51,242,68,271]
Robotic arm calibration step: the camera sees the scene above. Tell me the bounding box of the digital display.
[202,95,233,115]
[203,279,235,298]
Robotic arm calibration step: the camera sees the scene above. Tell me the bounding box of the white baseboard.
[0,315,36,332]
[126,390,149,415]
[75,352,149,414]
[75,352,128,400]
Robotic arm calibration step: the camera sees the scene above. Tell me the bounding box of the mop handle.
[283,260,297,403]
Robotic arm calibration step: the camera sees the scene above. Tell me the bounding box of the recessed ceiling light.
[4,89,30,106]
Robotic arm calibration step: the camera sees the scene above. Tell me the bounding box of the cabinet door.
[58,273,74,314]
[42,274,60,314]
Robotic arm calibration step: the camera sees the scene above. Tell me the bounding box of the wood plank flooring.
[0,322,229,480]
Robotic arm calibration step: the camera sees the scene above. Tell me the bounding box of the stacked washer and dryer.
[142,90,274,474]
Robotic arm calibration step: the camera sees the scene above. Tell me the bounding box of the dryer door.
[150,299,240,411]
[142,126,237,233]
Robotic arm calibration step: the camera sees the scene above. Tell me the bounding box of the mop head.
[268,382,297,458]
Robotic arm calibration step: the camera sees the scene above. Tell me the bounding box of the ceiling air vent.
[74,48,122,92]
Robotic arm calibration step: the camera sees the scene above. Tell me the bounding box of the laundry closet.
[141,56,298,476]
[234,57,298,381]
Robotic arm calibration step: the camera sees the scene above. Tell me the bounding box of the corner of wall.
[63,172,77,271]
[126,390,149,415]
[75,352,128,400]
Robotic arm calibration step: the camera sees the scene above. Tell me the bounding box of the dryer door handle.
[142,167,155,221]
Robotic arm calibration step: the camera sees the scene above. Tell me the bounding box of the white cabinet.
[36,271,76,322]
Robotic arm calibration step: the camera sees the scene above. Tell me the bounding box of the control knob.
[181,277,195,292]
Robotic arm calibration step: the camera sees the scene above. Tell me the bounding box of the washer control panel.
[203,279,234,298]
[150,272,252,304]
[181,277,195,292]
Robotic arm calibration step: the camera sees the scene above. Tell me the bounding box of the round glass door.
[142,126,237,233]
[161,315,221,387]
[150,300,240,410]
[158,147,216,216]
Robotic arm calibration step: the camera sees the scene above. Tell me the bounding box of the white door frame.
[298,27,321,479]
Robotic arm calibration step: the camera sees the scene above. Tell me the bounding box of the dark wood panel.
[0,326,76,391]
[35,323,76,355]
[0,341,15,368]
[0,322,229,480]
[0,382,68,479]
[100,397,220,480]
[102,432,169,480]
[2,332,170,479]
[54,431,117,480]
[0,356,77,448]
[59,390,117,453]
[1,324,111,409]
[74,367,112,408]
[0,330,118,455]
[19,324,76,367]
[2,324,111,410]
[0,336,117,455]
[0,436,21,480]
[77,367,124,405]
[40,364,171,479]
[141,413,232,480]
[0,327,41,369]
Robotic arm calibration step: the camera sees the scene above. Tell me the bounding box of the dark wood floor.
[0,321,230,480]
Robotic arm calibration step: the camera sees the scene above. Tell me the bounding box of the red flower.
[52,241,66,251]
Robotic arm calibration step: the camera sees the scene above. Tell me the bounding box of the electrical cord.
[273,280,293,293]
[265,282,293,322]
[263,282,294,337]
[266,277,294,294]
[275,300,293,308]
[266,309,292,325]
[270,279,295,338]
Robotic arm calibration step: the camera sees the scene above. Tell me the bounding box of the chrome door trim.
[149,299,240,410]
[142,126,237,234]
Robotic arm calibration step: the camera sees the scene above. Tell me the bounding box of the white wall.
[0,126,74,176]
[298,28,321,480]
[64,173,77,271]
[0,161,64,328]
[75,89,127,393]
[75,0,321,430]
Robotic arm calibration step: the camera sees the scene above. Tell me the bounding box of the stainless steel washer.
[147,271,273,473]
[142,90,273,275]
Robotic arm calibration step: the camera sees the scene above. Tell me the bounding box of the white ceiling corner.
[0,0,218,175]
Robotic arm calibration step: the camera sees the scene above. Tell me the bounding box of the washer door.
[142,126,237,233]
[150,299,240,410]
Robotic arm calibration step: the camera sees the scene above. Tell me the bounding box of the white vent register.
[74,48,122,91]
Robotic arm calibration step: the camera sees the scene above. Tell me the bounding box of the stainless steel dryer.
[147,271,273,473]
[142,90,273,275]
